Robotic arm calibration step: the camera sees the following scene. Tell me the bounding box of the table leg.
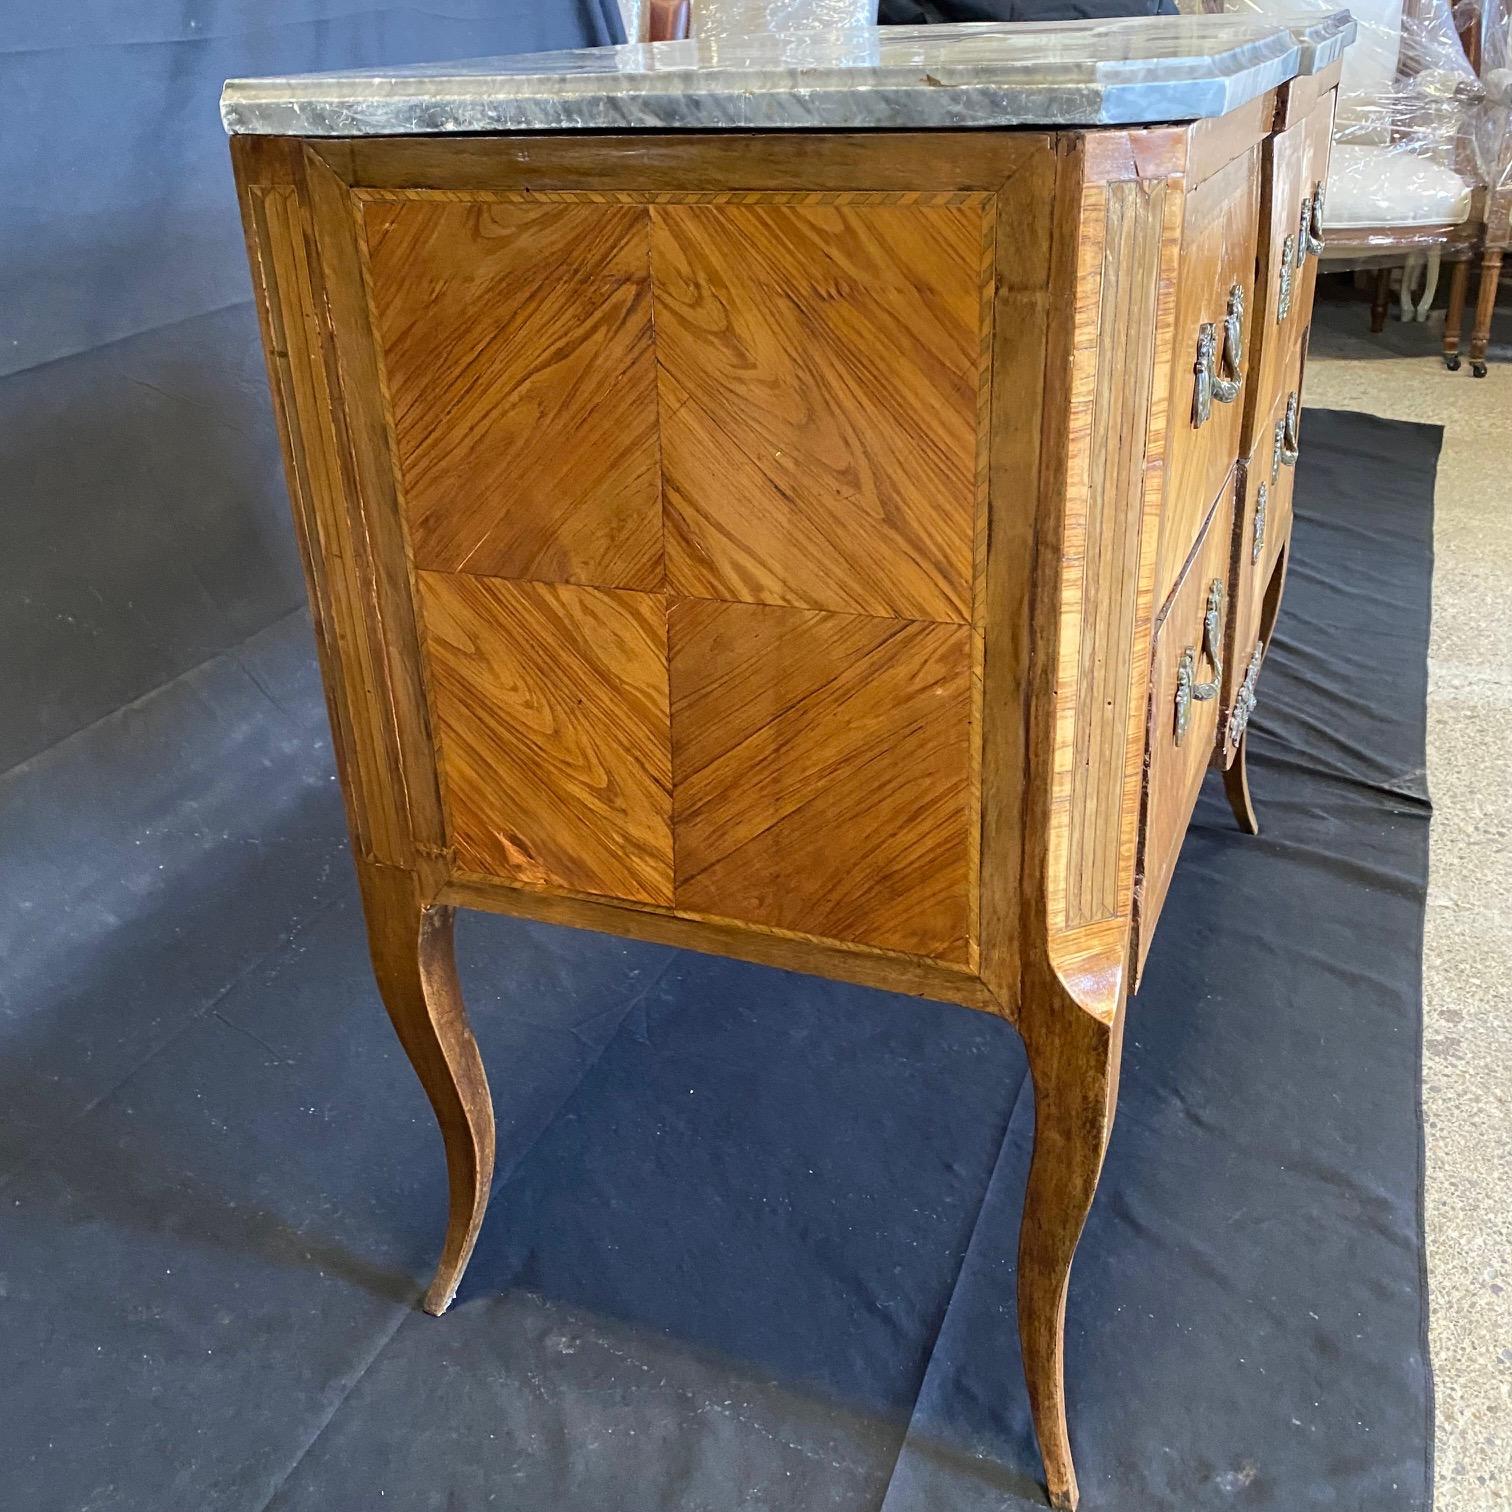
[358,859,496,1315]
[1223,728,1260,835]
[1444,256,1469,370]
[1018,989,1125,1511]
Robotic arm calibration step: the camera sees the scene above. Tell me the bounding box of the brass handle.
[1272,391,1300,479]
[1277,236,1295,322]
[1252,480,1268,563]
[1192,283,1245,426]
[1304,181,1325,257]
[1174,578,1225,745]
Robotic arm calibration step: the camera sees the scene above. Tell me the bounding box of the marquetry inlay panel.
[416,572,674,905]
[363,189,992,960]
[669,597,973,960]
[651,200,989,622]
[363,199,664,590]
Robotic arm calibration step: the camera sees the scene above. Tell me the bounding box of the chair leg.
[1469,246,1503,377]
[1444,256,1469,369]
[1416,247,1441,321]
[358,858,496,1316]
[1370,267,1392,333]
[1399,252,1420,322]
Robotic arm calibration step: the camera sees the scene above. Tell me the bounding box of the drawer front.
[1157,146,1262,611]
[1297,91,1337,324]
[1133,470,1237,979]
[1221,383,1300,762]
[1248,113,1311,441]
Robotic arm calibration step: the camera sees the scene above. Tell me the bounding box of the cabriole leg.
[1416,247,1441,321]
[1018,993,1125,1511]
[357,859,496,1315]
[1223,728,1261,835]
[1399,251,1420,322]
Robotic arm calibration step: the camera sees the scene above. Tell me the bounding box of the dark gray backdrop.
[0,0,620,1166]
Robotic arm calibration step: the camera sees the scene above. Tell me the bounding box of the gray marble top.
[221,13,1354,138]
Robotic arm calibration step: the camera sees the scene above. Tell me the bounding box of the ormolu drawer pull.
[1192,283,1245,426]
[1174,578,1225,745]
[1277,238,1295,322]
[1252,481,1268,562]
[1272,390,1300,479]
[1227,641,1265,746]
[1281,390,1301,462]
[1304,181,1325,257]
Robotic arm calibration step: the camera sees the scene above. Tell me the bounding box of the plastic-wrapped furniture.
[1190,0,1487,332]
[618,0,878,38]
[1442,0,1511,371]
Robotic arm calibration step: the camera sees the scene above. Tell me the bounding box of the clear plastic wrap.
[1462,0,1512,222]
[1190,0,1505,247]
[618,0,879,42]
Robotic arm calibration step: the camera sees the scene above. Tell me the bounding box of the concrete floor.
[1305,294,1512,1509]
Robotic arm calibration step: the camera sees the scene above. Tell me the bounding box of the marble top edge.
[222,13,1355,138]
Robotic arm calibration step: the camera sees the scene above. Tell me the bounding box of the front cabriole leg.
[1223,727,1261,835]
[1017,974,1125,1511]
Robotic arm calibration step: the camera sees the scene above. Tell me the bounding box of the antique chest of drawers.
[224,14,1352,1506]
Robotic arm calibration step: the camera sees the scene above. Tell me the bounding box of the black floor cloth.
[0,407,1436,1510]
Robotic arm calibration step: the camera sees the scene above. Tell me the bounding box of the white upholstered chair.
[1184,0,1495,352]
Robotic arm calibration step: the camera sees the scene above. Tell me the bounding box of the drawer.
[1296,91,1337,325]
[1221,384,1299,763]
[1156,145,1262,611]
[1246,112,1311,441]
[1133,469,1237,982]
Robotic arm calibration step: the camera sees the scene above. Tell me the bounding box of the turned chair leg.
[1223,729,1261,836]
[358,859,496,1315]
[1469,246,1503,378]
[1369,266,1392,333]
[1444,256,1469,369]
[1018,994,1124,1512]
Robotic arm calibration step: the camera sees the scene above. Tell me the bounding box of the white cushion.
[1325,142,1473,227]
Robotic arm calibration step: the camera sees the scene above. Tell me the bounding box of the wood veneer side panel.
[1013,133,1086,1001]
[300,147,449,869]
[231,136,411,866]
[325,131,1052,195]
[1022,130,1187,1017]
[977,141,1059,1014]
[1118,170,1187,923]
[439,873,996,1012]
